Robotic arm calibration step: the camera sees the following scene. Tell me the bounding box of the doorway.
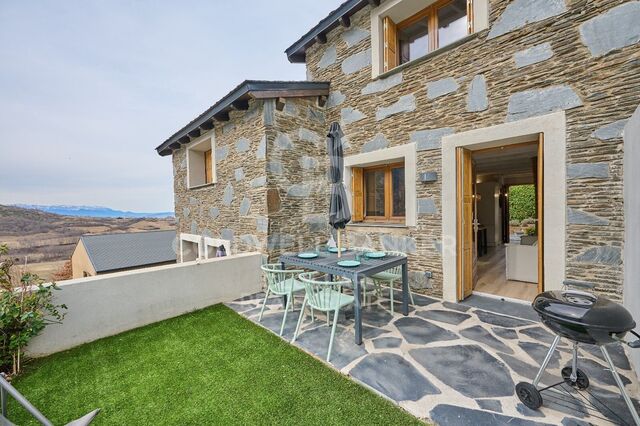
[456,135,544,302]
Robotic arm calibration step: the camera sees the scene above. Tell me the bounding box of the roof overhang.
[155,80,330,156]
[285,0,374,63]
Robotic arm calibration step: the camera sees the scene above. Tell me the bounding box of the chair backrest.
[350,246,373,253]
[298,272,351,311]
[261,264,303,295]
[384,251,406,276]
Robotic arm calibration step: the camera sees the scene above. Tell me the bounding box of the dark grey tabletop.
[279,250,406,278]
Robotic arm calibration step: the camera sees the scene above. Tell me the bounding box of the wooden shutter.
[383,16,398,72]
[204,150,212,184]
[352,167,364,222]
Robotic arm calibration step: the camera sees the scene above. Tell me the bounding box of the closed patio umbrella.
[327,122,351,257]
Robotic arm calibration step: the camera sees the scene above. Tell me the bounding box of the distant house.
[71,230,177,278]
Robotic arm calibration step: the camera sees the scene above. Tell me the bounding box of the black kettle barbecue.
[516,280,640,425]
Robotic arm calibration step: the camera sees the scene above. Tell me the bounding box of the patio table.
[279,251,409,345]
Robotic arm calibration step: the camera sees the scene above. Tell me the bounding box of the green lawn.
[9,304,423,425]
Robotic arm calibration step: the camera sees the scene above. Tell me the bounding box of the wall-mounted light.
[419,171,438,183]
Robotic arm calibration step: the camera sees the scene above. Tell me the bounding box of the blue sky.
[0,1,343,212]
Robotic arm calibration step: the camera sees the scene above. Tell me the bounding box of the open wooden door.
[457,147,475,300]
[537,134,544,293]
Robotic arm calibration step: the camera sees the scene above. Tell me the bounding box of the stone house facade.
[157,0,640,302]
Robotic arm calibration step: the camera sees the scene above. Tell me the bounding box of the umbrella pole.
[337,229,341,258]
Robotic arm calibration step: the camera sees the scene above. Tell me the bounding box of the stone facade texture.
[172,0,640,301]
[173,97,329,262]
[301,0,640,300]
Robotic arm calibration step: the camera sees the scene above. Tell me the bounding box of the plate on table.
[337,260,360,267]
[365,251,386,259]
[298,252,318,259]
[328,247,347,253]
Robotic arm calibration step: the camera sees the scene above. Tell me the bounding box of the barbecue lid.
[533,290,636,332]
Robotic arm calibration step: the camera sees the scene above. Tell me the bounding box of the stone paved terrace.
[228,291,640,425]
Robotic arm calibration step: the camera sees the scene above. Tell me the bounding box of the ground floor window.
[352,162,405,223]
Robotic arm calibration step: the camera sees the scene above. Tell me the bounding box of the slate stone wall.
[172,96,330,262]
[172,100,270,254]
[302,0,640,300]
[266,97,330,260]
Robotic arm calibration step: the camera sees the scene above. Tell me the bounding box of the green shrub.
[1,244,66,376]
[509,185,536,222]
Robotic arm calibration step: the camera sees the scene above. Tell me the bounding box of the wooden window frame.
[386,0,473,71]
[204,149,213,184]
[358,162,405,223]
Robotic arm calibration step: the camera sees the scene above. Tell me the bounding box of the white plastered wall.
[27,253,263,356]
[624,105,640,376]
[344,143,417,227]
[441,111,567,302]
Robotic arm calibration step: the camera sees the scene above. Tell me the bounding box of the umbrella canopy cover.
[327,122,351,229]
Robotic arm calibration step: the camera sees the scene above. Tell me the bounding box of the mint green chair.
[371,251,414,315]
[259,264,306,336]
[293,272,354,362]
[348,247,376,305]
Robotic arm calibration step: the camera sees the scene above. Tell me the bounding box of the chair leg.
[258,287,271,322]
[327,308,340,362]
[292,297,307,342]
[409,287,415,305]
[327,310,330,326]
[280,293,292,336]
[389,281,395,315]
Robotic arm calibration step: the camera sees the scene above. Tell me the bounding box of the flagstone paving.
[227,290,640,425]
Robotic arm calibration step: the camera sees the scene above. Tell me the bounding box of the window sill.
[188,183,216,190]
[374,31,482,81]
[348,222,408,230]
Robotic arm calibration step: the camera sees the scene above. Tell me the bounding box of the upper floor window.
[381,0,474,73]
[187,136,215,189]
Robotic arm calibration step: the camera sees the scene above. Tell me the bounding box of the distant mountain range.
[14,204,174,219]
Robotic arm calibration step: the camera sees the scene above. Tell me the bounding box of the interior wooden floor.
[474,244,538,302]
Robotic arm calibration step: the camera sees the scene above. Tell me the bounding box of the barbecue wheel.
[561,366,590,389]
[516,382,543,409]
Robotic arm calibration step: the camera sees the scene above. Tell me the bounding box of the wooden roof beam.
[368,0,380,6]
[339,16,351,28]
[198,120,214,131]
[231,99,250,110]
[315,33,327,44]
[213,111,230,122]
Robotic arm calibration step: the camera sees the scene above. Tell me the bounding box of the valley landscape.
[0,205,174,281]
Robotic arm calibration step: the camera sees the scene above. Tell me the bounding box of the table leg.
[402,262,409,316]
[353,273,362,345]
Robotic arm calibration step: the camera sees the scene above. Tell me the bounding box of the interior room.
[472,142,540,302]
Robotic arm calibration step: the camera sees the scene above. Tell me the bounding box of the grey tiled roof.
[80,230,177,273]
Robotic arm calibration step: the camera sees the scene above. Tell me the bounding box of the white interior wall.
[624,106,640,377]
[476,182,500,246]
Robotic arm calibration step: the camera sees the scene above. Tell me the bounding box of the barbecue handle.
[611,330,640,348]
